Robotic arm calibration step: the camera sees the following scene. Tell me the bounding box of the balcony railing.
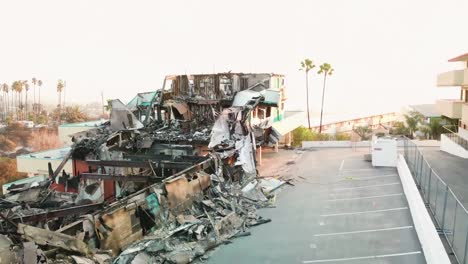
[445,132,468,151]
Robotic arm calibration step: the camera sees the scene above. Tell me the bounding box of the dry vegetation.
[0,123,63,194]
[0,158,27,195]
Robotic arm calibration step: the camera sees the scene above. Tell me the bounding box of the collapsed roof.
[0,72,288,264]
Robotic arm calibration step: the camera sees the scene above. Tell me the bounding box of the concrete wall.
[302,139,439,149]
[302,140,371,148]
[440,134,468,158]
[16,157,73,175]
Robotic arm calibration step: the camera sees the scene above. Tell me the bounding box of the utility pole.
[101,91,105,116]
[63,81,66,109]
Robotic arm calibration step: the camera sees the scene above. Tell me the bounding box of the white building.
[436,52,468,158]
[16,147,72,176]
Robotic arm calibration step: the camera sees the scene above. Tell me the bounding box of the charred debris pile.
[0,73,289,263]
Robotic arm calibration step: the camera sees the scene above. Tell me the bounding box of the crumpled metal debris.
[0,73,288,264]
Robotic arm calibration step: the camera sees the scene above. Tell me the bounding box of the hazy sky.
[0,0,467,117]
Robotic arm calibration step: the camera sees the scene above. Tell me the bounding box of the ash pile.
[0,73,288,264]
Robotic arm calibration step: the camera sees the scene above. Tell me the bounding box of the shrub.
[292,126,349,146]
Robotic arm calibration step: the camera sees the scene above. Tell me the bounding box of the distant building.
[16,147,72,176]
[436,53,468,158]
[405,104,440,122]
[310,112,399,135]
[58,120,107,145]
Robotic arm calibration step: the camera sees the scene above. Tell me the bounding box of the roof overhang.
[448,53,468,62]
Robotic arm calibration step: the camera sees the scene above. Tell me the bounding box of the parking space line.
[327,193,403,201]
[333,182,400,191]
[341,168,395,172]
[320,207,408,217]
[314,226,413,237]
[342,174,398,180]
[339,160,345,171]
[302,251,422,263]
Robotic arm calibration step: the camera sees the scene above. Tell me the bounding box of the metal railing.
[445,133,468,151]
[404,138,468,264]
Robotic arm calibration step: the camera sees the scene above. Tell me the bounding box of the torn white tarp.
[270,111,305,143]
[208,110,231,148]
[110,99,144,131]
[235,134,256,175]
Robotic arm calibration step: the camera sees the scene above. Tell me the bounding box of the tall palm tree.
[32,77,37,119]
[11,81,21,120]
[9,83,14,120]
[4,84,10,119]
[0,87,3,121]
[37,79,43,113]
[300,59,315,129]
[57,79,65,123]
[1,84,8,120]
[62,80,66,109]
[317,63,334,134]
[23,80,29,120]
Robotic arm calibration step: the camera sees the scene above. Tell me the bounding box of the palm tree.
[11,81,23,120]
[23,80,29,120]
[317,63,334,134]
[0,88,3,121]
[62,80,66,109]
[404,111,423,138]
[9,83,14,120]
[300,59,315,129]
[1,84,8,120]
[57,79,65,123]
[10,83,15,120]
[37,79,43,113]
[4,83,11,119]
[32,77,37,120]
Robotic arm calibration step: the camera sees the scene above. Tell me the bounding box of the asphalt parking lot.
[205,148,426,264]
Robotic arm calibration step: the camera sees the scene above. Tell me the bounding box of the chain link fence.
[403,138,468,264]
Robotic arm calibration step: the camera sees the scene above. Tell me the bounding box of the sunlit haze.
[0,0,467,117]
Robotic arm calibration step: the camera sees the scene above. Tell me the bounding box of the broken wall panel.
[18,223,90,255]
[164,173,211,213]
[95,204,144,255]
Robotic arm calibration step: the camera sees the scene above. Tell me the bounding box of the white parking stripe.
[314,226,413,237]
[342,174,398,180]
[327,193,403,201]
[341,168,395,172]
[333,182,400,191]
[302,251,422,263]
[320,207,408,217]
[339,160,345,171]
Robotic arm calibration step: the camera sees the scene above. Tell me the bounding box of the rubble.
[0,73,288,263]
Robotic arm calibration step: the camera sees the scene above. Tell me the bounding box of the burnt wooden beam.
[123,153,207,162]
[85,160,194,169]
[86,160,152,168]
[10,203,104,223]
[80,173,158,183]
